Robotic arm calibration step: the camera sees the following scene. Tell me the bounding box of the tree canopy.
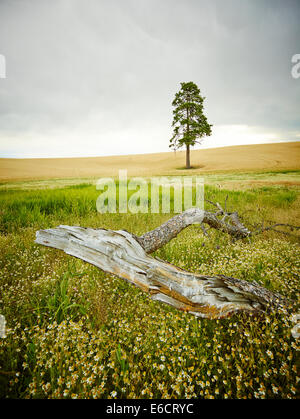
[170,81,212,168]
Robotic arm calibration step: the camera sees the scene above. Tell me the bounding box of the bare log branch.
[35,222,292,320]
[205,199,300,241]
[251,223,300,238]
[138,208,251,253]
[34,198,299,321]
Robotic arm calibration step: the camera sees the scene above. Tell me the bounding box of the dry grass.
[1,142,299,182]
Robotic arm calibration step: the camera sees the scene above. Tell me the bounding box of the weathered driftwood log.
[35,208,292,319]
[137,207,251,253]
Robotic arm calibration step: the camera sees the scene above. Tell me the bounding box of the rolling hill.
[0,141,299,182]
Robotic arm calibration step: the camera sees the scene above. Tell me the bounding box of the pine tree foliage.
[170,81,212,168]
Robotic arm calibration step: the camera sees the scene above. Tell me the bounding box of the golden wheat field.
[0,142,299,183]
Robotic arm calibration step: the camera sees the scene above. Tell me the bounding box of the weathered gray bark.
[35,208,292,319]
[138,208,251,253]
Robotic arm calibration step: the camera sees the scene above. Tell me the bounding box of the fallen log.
[35,207,293,319]
[137,207,251,253]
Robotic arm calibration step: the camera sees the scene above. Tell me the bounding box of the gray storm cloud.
[0,0,299,157]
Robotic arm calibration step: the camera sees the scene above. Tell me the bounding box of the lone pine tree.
[170,81,212,169]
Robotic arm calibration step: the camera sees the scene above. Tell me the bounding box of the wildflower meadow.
[0,177,299,399]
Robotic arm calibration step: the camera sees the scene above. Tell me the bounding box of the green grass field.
[0,172,299,399]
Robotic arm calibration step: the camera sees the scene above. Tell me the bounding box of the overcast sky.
[0,0,299,158]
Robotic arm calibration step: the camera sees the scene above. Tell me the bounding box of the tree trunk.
[35,208,293,320]
[186,144,191,169]
[137,208,251,254]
